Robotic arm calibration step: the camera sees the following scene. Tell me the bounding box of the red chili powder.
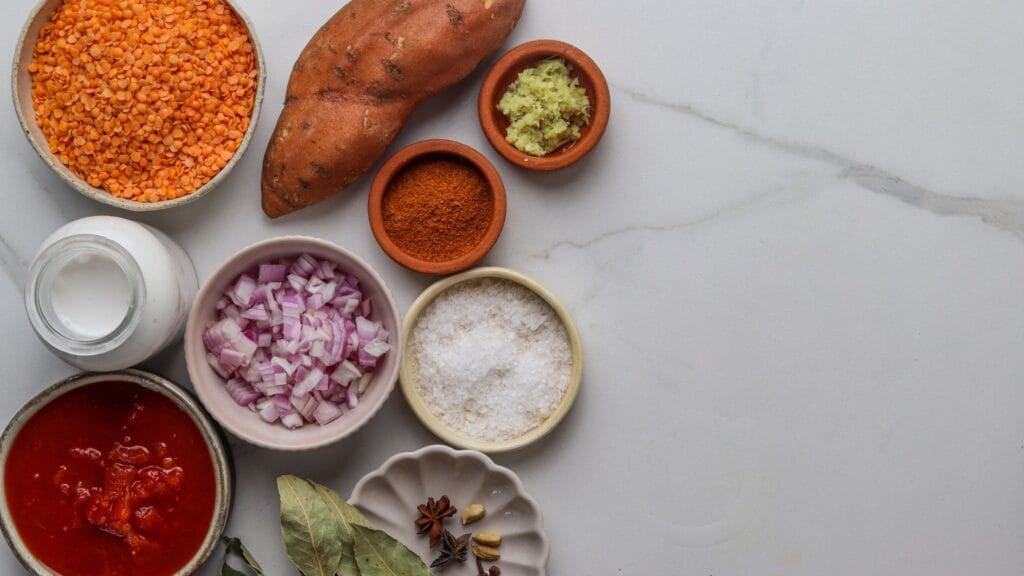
[382,154,494,262]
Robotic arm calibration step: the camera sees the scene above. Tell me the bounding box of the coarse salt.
[408,278,573,442]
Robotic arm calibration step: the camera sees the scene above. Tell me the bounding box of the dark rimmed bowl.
[368,139,507,275]
[12,0,266,211]
[479,39,610,171]
[0,369,233,575]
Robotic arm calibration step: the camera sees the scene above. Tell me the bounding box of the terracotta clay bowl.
[368,139,507,275]
[479,39,610,171]
[12,0,266,211]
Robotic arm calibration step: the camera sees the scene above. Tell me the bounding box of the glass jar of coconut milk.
[25,216,198,371]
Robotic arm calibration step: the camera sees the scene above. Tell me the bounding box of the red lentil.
[29,0,258,202]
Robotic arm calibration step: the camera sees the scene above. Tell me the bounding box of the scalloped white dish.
[349,445,549,576]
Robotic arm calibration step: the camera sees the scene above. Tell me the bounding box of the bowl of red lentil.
[13,0,265,210]
[368,139,507,275]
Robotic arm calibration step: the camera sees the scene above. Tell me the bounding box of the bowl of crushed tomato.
[0,369,232,576]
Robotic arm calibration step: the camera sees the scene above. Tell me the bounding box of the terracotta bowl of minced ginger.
[13,0,266,210]
[479,39,610,171]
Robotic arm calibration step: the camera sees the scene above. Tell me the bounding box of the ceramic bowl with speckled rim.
[12,0,266,211]
[0,369,233,576]
[400,267,583,453]
[349,444,549,576]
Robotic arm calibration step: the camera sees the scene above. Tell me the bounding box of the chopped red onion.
[316,260,336,281]
[228,274,256,308]
[293,367,324,398]
[202,254,390,430]
[258,402,281,423]
[287,274,307,292]
[306,276,325,294]
[291,254,317,277]
[226,378,261,406]
[273,395,291,410]
[313,401,343,425]
[281,413,304,430]
[363,340,391,358]
[258,264,286,284]
[321,281,337,302]
[307,293,325,311]
[207,352,229,379]
[241,304,269,322]
[330,360,361,386]
[356,372,372,394]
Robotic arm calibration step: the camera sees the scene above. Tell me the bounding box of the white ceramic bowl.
[12,0,266,211]
[400,267,583,453]
[184,236,402,451]
[0,370,233,576]
[350,444,549,576]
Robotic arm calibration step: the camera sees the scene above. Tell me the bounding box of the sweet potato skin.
[262,0,526,218]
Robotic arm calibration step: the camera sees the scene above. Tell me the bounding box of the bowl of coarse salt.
[400,267,583,453]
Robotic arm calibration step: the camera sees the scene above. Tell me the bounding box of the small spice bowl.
[400,267,583,453]
[0,369,233,576]
[184,236,402,451]
[12,0,266,211]
[349,445,550,573]
[478,39,610,171]
[368,139,507,275]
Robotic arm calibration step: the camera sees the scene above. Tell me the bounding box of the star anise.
[430,529,471,569]
[415,495,456,548]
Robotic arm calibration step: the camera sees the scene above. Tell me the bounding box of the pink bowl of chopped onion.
[184,236,401,451]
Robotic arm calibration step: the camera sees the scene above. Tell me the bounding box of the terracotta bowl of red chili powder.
[369,139,507,275]
[0,369,232,576]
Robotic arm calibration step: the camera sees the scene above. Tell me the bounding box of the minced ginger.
[497,58,591,156]
[29,0,257,202]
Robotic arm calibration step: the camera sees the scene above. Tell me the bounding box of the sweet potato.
[261,0,526,218]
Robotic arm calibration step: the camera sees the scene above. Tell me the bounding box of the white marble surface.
[2,0,1024,574]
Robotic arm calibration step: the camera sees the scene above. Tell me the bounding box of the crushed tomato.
[5,382,217,576]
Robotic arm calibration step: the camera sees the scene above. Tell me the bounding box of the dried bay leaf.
[312,481,371,576]
[278,475,344,576]
[353,524,431,576]
[221,537,265,576]
[221,563,247,576]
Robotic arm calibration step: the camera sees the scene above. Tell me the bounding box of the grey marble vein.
[612,83,863,168]
[614,84,1024,240]
[531,189,788,260]
[0,232,27,290]
[841,166,1024,240]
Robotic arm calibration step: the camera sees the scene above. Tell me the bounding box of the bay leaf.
[313,481,371,576]
[353,524,431,576]
[278,475,345,576]
[220,536,265,576]
[221,564,246,576]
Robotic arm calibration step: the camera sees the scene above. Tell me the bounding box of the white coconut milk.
[26,216,198,371]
